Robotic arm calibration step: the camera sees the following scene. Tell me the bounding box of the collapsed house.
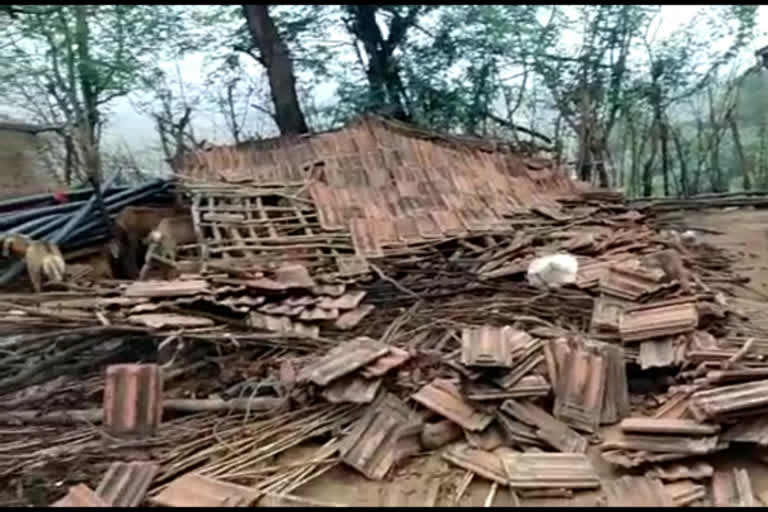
[0,120,63,201]
[0,115,766,507]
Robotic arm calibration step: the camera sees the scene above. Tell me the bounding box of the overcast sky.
[97,5,768,172]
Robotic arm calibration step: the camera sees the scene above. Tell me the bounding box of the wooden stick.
[454,471,474,505]
[484,481,498,507]
[163,397,285,413]
[0,397,285,425]
[724,337,754,369]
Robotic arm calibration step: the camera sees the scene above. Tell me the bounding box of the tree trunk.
[243,4,309,135]
[670,126,689,197]
[728,113,750,190]
[642,120,659,197]
[759,119,768,188]
[344,5,411,120]
[73,5,101,182]
[660,117,669,196]
[589,140,609,188]
[706,86,726,193]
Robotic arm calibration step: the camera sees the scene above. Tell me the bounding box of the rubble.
[151,473,261,507]
[96,462,159,507]
[102,364,163,438]
[500,452,600,489]
[51,484,109,508]
[2,117,768,507]
[712,468,756,507]
[421,419,463,450]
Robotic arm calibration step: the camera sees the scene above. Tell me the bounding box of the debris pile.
[0,117,767,507]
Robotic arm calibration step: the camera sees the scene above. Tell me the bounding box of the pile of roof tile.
[3,138,768,507]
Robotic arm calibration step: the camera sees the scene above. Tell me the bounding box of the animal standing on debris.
[147,215,196,261]
[1,233,66,292]
[647,249,691,292]
[140,215,196,279]
[112,206,181,277]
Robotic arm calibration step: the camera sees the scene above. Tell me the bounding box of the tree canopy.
[0,4,764,196]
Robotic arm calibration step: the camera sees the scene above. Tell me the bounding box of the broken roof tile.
[499,452,599,490]
[664,479,706,507]
[411,378,494,432]
[600,430,720,455]
[638,336,687,370]
[722,415,768,445]
[599,263,664,301]
[601,343,629,425]
[311,283,346,297]
[151,473,261,507]
[575,259,613,289]
[442,443,510,485]
[350,218,384,258]
[96,461,159,507]
[335,255,370,277]
[291,321,320,338]
[620,301,698,343]
[215,276,290,291]
[298,307,340,321]
[495,339,543,389]
[590,295,628,335]
[316,290,367,310]
[690,378,768,422]
[273,263,316,288]
[620,417,720,436]
[309,182,344,230]
[712,468,756,507]
[127,313,214,329]
[645,461,714,482]
[258,302,305,316]
[706,368,768,385]
[103,364,163,438]
[461,325,516,368]
[496,410,543,446]
[601,449,692,469]
[335,304,375,331]
[340,393,422,480]
[464,423,506,451]
[298,337,390,386]
[52,484,109,507]
[465,375,550,401]
[654,391,693,420]
[430,209,466,237]
[551,339,607,434]
[124,279,209,298]
[413,211,442,239]
[500,399,587,453]
[602,476,674,507]
[321,375,382,404]
[361,346,411,378]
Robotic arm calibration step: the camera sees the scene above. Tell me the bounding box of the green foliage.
[0,4,763,195]
[0,5,185,124]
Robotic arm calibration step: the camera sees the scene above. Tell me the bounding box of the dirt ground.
[286,207,768,507]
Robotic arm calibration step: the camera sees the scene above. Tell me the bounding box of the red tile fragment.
[103,364,163,438]
[52,484,109,507]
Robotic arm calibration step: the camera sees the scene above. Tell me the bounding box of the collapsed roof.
[174,115,576,269]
